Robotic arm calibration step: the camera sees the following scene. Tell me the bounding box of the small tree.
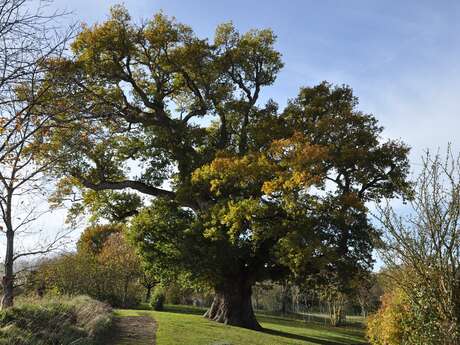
[35,224,144,307]
[353,275,374,318]
[0,0,72,308]
[316,276,348,326]
[99,232,141,307]
[376,149,460,344]
[139,267,158,302]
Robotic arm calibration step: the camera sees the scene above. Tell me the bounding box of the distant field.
[115,305,367,345]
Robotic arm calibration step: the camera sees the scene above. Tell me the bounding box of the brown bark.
[204,280,261,330]
[1,229,14,309]
[1,275,13,309]
[328,296,346,327]
[122,277,129,307]
[145,285,153,302]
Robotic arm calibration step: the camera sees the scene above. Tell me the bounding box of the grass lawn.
[115,305,367,345]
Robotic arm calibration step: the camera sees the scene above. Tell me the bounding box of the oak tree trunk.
[204,280,261,330]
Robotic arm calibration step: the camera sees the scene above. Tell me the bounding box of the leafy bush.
[367,290,406,345]
[32,229,144,308]
[0,296,112,345]
[151,285,166,311]
[164,283,183,305]
[367,286,449,345]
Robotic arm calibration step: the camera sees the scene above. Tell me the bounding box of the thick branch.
[78,176,176,199]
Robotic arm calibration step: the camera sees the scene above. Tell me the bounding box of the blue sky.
[59,0,460,164]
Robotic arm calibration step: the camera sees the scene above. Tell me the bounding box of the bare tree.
[377,148,460,343]
[0,0,72,308]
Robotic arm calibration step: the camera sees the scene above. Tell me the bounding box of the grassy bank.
[0,296,112,345]
[116,305,367,345]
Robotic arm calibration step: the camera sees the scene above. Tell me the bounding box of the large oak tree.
[41,6,410,329]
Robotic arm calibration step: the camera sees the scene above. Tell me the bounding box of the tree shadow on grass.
[258,315,365,339]
[153,305,367,344]
[262,327,367,345]
[257,313,365,331]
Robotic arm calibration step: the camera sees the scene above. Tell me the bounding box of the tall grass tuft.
[0,295,112,345]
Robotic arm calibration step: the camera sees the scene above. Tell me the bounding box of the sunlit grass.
[115,305,367,345]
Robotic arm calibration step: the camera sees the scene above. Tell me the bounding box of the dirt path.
[107,315,157,345]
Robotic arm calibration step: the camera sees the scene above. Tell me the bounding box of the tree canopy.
[39,6,411,329]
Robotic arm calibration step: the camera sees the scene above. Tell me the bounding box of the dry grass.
[0,295,113,345]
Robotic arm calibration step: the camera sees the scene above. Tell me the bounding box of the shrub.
[367,290,406,345]
[0,296,112,345]
[376,152,460,345]
[164,283,183,305]
[32,230,144,308]
[150,285,166,311]
[367,286,449,345]
[69,296,113,342]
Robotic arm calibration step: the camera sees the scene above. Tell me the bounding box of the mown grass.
[115,305,367,345]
